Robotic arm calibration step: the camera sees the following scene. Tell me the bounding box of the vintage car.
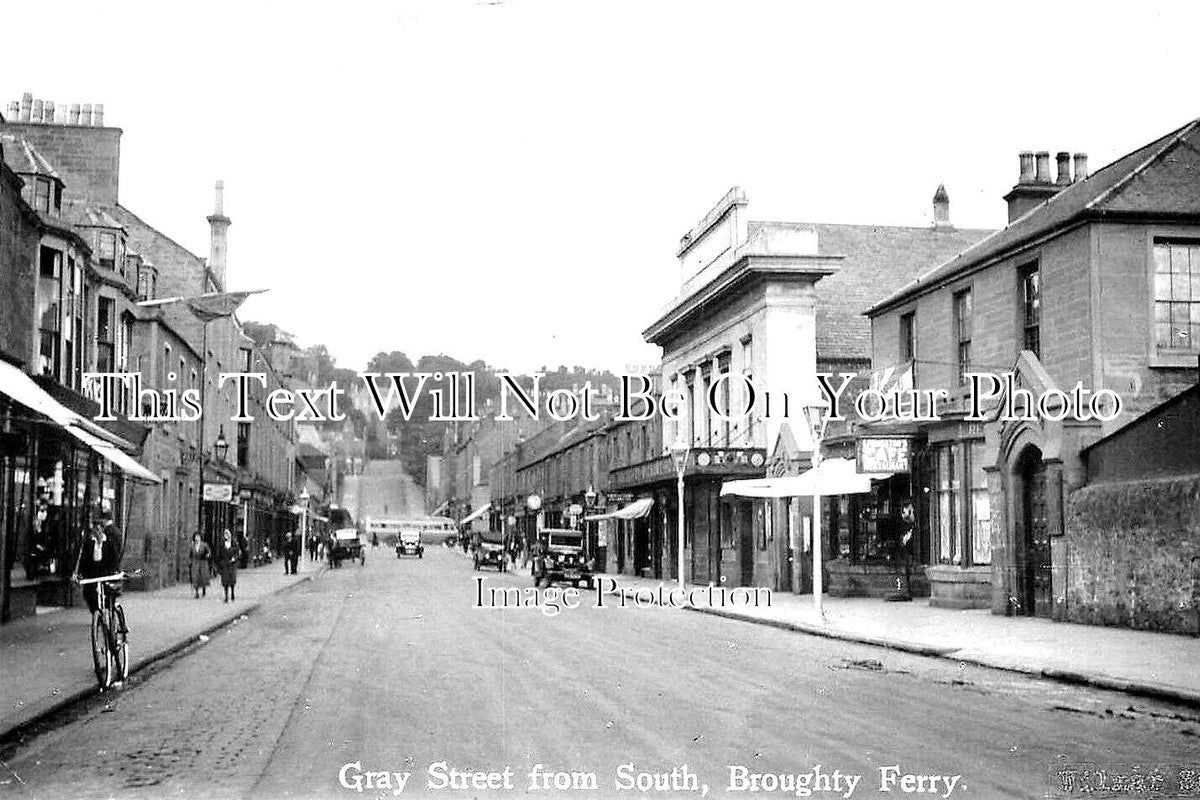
[395,529,425,558]
[473,532,507,572]
[533,528,593,588]
[331,528,365,566]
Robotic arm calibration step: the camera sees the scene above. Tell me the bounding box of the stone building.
[865,122,1200,620]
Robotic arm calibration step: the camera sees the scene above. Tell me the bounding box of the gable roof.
[868,117,1200,316]
[746,221,993,360]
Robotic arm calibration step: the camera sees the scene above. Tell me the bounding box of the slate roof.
[869,117,1200,315]
[0,133,59,179]
[744,220,994,360]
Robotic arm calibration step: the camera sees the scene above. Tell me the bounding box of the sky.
[3,1,1198,375]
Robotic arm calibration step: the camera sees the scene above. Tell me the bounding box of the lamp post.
[584,485,597,567]
[802,400,831,620]
[669,436,690,592]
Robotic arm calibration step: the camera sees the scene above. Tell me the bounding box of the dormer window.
[136,266,157,301]
[98,232,116,270]
[33,177,50,213]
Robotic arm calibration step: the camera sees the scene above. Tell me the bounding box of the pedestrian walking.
[215,528,240,603]
[189,532,211,598]
[283,530,301,575]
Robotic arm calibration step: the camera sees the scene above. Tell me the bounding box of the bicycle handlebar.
[76,572,128,586]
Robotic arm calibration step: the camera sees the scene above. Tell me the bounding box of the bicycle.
[77,572,131,690]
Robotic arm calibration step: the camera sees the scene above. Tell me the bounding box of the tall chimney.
[207,180,232,291]
[1073,152,1088,182]
[1018,151,1035,184]
[1034,151,1052,183]
[1055,152,1072,185]
[932,184,952,229]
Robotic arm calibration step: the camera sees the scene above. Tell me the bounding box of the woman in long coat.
[215,528,240,603]
[189,532,211,598]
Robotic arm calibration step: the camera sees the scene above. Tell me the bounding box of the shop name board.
[856,438,911,474]
[203,483,234,502]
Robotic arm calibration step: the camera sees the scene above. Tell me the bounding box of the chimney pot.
[82,103,93,126]
[1035,151,1052,183]
[6,101,18,119]
[1055,151,1072,186]
[32,99,43,123]
[1073,152,1088,182]
[19,93,32,122]
[1018,151,1036,184]
[214,180,225,215]
[44,100,55,123]
[69,103,80,125]
[93,103,104,126]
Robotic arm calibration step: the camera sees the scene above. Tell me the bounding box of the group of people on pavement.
[188,530,242,602]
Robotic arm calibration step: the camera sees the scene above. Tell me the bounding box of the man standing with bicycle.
[75,519,121,614]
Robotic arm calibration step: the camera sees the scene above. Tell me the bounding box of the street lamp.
[214,427,229,462]
[669,435,690,591]
[802,399,831,620]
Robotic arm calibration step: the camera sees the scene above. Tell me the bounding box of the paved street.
[2,545,1197,800]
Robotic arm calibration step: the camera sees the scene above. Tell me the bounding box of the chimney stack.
[1034,151,1052,183]
[932,184,952,229]
[1055,152,1072,185]
[1005,149,1065,223]
[207,180,232,291]
[1073,152,1088,182]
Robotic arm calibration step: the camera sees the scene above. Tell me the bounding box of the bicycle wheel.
[112,605,129,683]
[90,613,111,689]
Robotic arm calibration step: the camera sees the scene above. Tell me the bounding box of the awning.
[429,500,450,516]
[459,503,491,525]
[721,458,891,498]
[585,497,654,521]
[67,426,162,485]
[0,359,160,484]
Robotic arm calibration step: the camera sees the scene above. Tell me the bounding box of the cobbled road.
[2,546,1197,800]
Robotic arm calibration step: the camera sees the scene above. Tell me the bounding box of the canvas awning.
[0,359,161,484]
[459,503,491,525]
[720,458,890,498]
[585,498,654,521]
[429,500,450,516]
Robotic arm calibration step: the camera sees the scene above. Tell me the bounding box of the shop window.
[1019,263,1040,357]
[1153,240,1200,350]
[953,290,972,385]
[932,444,960,564]
[968,441,991,565]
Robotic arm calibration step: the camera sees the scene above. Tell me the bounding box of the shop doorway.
[1017,447,1051,617]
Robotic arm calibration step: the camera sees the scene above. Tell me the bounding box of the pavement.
[602,570,1200,708]
[451,547,1200,708]
[0,556,327,742]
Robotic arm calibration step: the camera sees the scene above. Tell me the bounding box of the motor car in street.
[396,529,425,558]
[532,528,593,588]
[473,531,507,571]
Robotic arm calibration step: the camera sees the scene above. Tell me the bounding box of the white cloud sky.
[3,0,1197,373]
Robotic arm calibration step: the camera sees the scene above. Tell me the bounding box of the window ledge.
[1149,350,1200,369]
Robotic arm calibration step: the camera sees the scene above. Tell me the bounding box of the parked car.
[473,532,507,572]
[396,529,425,558]
[533,529,593,588]
[331,528,365,566]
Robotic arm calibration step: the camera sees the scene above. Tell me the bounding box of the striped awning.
[459,503,491,525]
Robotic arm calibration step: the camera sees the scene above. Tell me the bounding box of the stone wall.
[1065,476,1200,635]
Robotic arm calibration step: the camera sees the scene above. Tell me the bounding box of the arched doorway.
[1015,446,1050,617]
